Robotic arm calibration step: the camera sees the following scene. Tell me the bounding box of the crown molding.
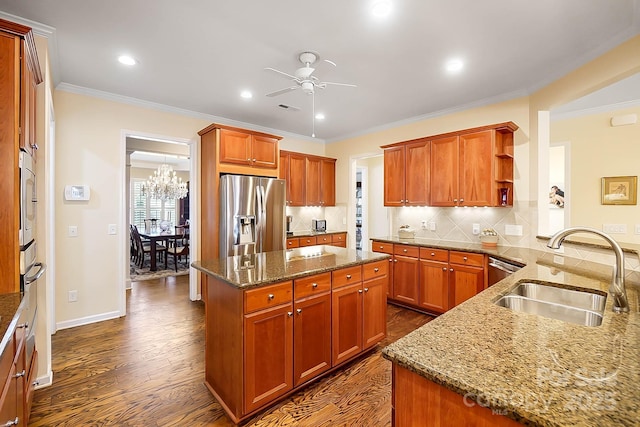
[551,99,640,121]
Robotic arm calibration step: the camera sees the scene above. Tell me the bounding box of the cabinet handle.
[463,256,468,261]
[346,274,352,279]
[374,268,379,272]
[253,158,256,162]
[364,288,369,292]
[267,294,274,300]
[358,289,363,294]
[31,143,39,151]
[14,370,26,378]
[3,417,18,426]
[431,252,435,256]
[389,259,392,262]
[247,158,251,161]
[312,283,318,288]
[450,268,454,272]
[296,308,302,314]
[379,246,383,249]
[287,311,293,317]
[453,198,458,202]
[17,322,28,329]
[460,198,464,203]
[403,249,408,253]
[394,259,398,263]
[442,267,447,271]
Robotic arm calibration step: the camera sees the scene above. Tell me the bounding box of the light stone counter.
[377,236,640,426]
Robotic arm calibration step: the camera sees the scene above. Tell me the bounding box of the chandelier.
[141,164,188,201]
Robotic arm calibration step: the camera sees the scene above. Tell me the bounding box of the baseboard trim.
[34,370,53,389]
[56,310,122,331]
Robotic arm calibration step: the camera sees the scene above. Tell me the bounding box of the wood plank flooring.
[29,275,432,426]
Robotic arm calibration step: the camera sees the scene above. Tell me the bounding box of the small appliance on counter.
[286,215,293,236]
[312,219,326,232]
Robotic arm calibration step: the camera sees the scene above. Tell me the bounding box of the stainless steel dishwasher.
[487,257,522,286]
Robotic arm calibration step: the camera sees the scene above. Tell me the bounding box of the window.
[131,179,177,229]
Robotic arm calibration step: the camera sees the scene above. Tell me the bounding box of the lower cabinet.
[205,262,387,424]
[372,240,486,315]
[286,232,348,249]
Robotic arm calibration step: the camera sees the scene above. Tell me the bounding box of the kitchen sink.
[495,282,606,327]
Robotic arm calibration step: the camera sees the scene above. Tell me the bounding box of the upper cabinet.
[280,150,336,207]
[219,128,279,169]
[383,139,429,206]
[382,122,517,207]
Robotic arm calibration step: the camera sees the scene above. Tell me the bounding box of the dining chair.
[167,227,189,271]
[132,225,167,268]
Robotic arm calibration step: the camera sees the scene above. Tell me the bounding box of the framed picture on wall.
[601,176,637,205]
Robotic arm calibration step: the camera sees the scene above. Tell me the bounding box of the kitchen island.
[192,245,389,424]
[380,240,639,426]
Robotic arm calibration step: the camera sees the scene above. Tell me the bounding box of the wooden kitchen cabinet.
[280,151,336,207]
[418,248,450,313]
[219,128,278,169]
[331,282,363,366]
[363,274,387,350]
[391,245,420,306]
[286,238,300,249]
[299,236,317,247]
[330,232,347,248]
[449,251,486,308]
[382,139,429,206]
[371,240,394,296]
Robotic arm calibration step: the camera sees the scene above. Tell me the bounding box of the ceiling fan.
[265,51,357,97]
[265,51,356,137]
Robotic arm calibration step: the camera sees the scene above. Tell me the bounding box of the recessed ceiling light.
[445,59,464,73]
[371,0,392,18]
[315,113,325,120]
[240,90,253,99]
[118,55,137,66]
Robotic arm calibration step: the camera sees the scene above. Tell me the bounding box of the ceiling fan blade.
[264,67,297,80]
[323,59,337,67]
[320,81,357,88]
[266,86,299,97]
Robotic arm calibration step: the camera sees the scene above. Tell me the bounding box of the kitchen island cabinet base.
[392,364,522,427]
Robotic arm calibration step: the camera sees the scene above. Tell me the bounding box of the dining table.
[137,229,183,272]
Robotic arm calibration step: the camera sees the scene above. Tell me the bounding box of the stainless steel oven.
[19,150,37,248]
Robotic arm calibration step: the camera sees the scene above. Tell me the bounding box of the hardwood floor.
[29,276,432,426]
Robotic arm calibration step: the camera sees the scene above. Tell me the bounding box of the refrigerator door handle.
[256,185,264,251]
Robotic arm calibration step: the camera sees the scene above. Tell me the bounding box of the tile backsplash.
[286,205,347,232]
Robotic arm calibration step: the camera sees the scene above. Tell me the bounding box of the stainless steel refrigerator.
[219,174,286,258]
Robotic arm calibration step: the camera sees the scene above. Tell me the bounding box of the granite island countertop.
[192,245,388,289]
[377,236,640,426]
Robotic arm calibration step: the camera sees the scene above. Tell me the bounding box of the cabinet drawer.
[363,260,388,281]
[244,281,293,313]
[393,244,419,258]
[419,248,449,262]
[332,266,362,289]
[286,238,300,249]
[316,234,332,244]
[294,272,331,299]
[371,241,393,254]
[299,236,317,247]
[331,233,347,244]
[449,251,485,267]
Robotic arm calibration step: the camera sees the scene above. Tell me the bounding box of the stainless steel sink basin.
[495,282,606,327]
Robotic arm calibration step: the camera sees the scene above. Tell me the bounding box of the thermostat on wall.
[64,185,90,201]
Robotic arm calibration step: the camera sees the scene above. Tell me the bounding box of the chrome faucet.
[547,227,630,313]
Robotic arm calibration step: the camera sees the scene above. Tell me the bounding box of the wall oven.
[19,150,37,248]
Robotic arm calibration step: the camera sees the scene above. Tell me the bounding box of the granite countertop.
[377,236,640,426]
[287,230,347,238]
[191,245,388,289]
[0,292,25,357]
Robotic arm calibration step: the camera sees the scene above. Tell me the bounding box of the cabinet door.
[371,241,394,297]
[305,157,322,206]
[405,140,430,206]
[459,130,493,206]
[331,283,363,366]
[363,276,387,350]
[294,293,332,386]
[320,158,336,206]
[251,135,278,169]
[392,255,419,306]
[0,365,17,427]
[430,135,459,206]
[449,264,485,308]
[383,146,405,206]
[244,304,293,413]
[287,153,306,206]
[219,129,252,166]
[419,259,449,313]
[279,152,288,180]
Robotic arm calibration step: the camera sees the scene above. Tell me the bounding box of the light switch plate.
[635,224,640,235]
[603,224,627,234]
[472,223,480,235]
[108,224,117,235]
[428,221,436,231]
[68,226,78,237]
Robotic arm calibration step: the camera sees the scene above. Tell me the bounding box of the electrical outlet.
[603,224,627,234]
[342,217,346,225]
[421,220,427,229]
[472,223,480,235]
[68,226,78,237]
[68,290,78,302]
[635,224,640,235]
[504,224,523,236]
[428,221,436,231]
[108,224,117,235]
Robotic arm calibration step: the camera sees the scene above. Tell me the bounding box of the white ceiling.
[1,0,639,142]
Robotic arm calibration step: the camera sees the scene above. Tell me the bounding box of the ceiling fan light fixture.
[240,90,253,99]
[371,0,392,18]
[118,55,137,66]
[301,81,315,94]
[445,58,464,73]
[315,113,325,120]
